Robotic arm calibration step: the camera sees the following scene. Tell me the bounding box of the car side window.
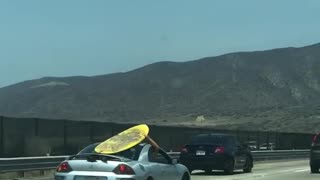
[148,147,171,164]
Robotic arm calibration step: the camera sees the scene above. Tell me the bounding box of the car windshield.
[78,143,143,161]
[190,135,234,145]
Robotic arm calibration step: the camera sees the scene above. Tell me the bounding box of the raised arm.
[145,135,160,151]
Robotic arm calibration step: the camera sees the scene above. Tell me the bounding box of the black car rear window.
[78,143,143,160]
[190,135,235,145]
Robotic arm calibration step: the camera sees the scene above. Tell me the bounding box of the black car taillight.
[56,162,73,173]
[113,164,135,175]
[214,146,225,154]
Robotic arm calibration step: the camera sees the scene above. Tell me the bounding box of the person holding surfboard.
[95,124,161,155]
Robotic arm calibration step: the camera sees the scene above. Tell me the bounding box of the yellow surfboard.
[95,124,149,154]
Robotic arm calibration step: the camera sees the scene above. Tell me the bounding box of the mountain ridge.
[1,43,320,133]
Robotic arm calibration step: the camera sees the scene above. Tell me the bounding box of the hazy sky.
[1,0,320,88]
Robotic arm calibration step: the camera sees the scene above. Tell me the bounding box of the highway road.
[16,159,318,180]
[191,159,317,180]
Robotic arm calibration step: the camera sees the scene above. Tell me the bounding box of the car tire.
[147,177,154,180]
[224,158,234,175]
[311,164,319,173]
[182,173,190,180]
[243,156,253,173]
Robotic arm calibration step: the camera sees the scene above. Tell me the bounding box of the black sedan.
[179,133,253,174]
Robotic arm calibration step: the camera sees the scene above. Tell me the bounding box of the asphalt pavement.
[15,159,318,180]
[191,159,318,180]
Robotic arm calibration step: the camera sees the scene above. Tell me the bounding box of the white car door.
[158,163,179,180]
[148,148,180,180]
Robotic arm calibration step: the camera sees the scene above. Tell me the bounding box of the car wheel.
[224,158,234,175]
[243,156,253,173]
[311,164,319,173]
[182,173,190,180]
[147,177,154,180]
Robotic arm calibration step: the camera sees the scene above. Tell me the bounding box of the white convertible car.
[54,143,190,180]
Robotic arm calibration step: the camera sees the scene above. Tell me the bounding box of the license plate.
[196,150,206,156]
[74,176,108,180]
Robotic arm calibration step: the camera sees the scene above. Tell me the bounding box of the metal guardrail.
[0,156,67,172]
[251,150,310,161]
[0,150,310,173]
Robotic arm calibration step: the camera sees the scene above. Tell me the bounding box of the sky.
[0,0,320,88]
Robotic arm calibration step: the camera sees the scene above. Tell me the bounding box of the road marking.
[294,168,309,173]
[276,167,306,173]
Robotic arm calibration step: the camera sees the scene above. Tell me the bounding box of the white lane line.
[274,167,310,174]
[294,168,309,173]
[277,168,299,173]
